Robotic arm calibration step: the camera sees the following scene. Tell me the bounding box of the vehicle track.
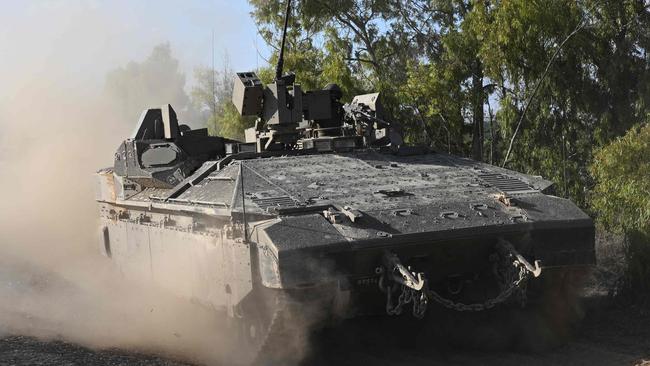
[1,302,648,366]
[304,306,650,366]
[1,234,647,366]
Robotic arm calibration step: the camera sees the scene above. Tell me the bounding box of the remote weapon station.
[96,1,595,363]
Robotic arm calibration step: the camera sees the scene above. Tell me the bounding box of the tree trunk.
[487,102,496,165]
[471,59,485,161]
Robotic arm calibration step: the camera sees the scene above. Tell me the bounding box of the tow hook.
[381,251,426,291]
[377,240,543,317]
[497,238,542,278]
[377,251,429,318]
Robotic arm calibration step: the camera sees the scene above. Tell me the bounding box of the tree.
[249,0,493,159]
[247,0,650,208]
[104,43,191,124]
[249,0,418,119]
[476,0,650,206]
[191,58,255,140]
[590,122,650,295]
[399,0,489,155]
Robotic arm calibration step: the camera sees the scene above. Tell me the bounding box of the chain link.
[426,260,532,312]
[379,241,540,315]
[384,282,429,318]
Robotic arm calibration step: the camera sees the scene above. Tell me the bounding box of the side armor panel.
[99,216,252,310]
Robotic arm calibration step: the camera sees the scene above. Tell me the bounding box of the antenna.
[254,35,259,70]
[239,161,249,242]
[211,29,217,129]
[275,0,292,80]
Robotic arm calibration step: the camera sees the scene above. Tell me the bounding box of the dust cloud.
[0,87,231,365]
[0,4,235,365]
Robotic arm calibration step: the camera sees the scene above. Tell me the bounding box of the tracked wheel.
[236,293,276,363]
[230,289,310,366]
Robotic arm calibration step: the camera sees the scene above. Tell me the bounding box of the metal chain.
[426,261,532,312]
[385,284,401,315]
[379,241,540,315]
[384,282,428,318]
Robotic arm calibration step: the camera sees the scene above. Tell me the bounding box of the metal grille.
[251,196,298,210]
[478,173,535,193]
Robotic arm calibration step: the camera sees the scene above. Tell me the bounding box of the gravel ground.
[0,336,189,366]
[306,302,650,366]
[1,232,648,366]
[1,302,649,366]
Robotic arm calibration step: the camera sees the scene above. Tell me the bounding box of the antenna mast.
[275,0,292,80]
[240,162,248,242]
[211,29,217,128]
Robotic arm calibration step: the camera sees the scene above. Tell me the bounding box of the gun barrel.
[275,0,292,80]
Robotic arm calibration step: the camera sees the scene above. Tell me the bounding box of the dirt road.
[306,302,650,366]
[1,300,648,366]
[1,233,648,365]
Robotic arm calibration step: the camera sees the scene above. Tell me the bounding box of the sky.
[0,0,271,99]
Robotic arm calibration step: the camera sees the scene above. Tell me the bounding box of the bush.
[624,231,650,295]
[590,123,650,298]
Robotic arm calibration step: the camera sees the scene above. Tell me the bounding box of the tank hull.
[97,199,594,319]
[97,147,596,364]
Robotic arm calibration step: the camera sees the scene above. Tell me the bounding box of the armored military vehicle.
[95,2,594,364]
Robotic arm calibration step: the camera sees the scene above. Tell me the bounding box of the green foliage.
[190,64,254,140]
[249,0,419,114]
[218,103,255,140]
[624,231,650,295]
[590,123,650,235]
[246,0,649,209]
[591,123,650,295]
